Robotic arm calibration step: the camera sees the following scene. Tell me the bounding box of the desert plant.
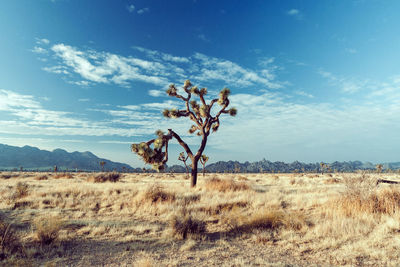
[0,219,23,257]
[204,177,249,192]
[200,154,209,177]
[143,184,176,203]
[131,80,236,187]
[33,215,64,245]
[87,172,121,183]
[178,152,190,179]
[13,182,29,199]
[376,164,383,173]
[170,215,206,239]
[99,161,106,172]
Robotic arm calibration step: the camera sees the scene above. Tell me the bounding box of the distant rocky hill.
[0,144,134,171]
[167,159,400,173]
[1,143,399,173]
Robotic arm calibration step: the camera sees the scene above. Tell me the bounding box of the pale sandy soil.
[1,171,400,266]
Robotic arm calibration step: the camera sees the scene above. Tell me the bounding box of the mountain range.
[0,144,133,171]
[1,143,399,173]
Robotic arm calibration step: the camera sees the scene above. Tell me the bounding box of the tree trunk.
[191,159,199,187]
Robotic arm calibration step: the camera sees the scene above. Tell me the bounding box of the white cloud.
[32,46,47,54]
[127,4,135,13]
[287,9,299,15]
[137,7,149,14]
[287,9,303,20]
[39,41,284,90]
[192,53,282,89]
[295,90,314,98]
[197,34,210,42]
[35,38,50,45]
[148,89,164,97]
[78,98,90,102]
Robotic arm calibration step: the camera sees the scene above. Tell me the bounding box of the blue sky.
[1,0,400,167]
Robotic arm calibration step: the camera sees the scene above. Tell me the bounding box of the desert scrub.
[12,182,29,199]
[87,172,121,183]
[53,173,73,179]
[0,218,23,259]
[204,177,249,192]
[223,208,309,234]
[143,184,176,203]
[33,215,64,245]
[34,174,48,180]
[170,215,206,239]
[0,172,20,179]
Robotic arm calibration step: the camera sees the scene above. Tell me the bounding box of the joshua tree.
[178,152,190,179]
[320,162,326,174]
[131,80,236,187]
[99,161,106,172]
[200,154,209,177]
[376,164,383,174]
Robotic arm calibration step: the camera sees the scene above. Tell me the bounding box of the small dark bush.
[87,172,121,183]
[170,215,206,239]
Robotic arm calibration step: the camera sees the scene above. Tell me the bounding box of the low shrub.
[170,215,206,239]
[224,209,308,233]
[87,172,121,183]
[53,173,73,179]
[34,174,48,181]
[12,182,29,199]
[33,215,64,245]
[204,177,249,192]
[143,185,176,203]
[0,219,23,258]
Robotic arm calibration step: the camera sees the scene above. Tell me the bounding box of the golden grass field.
[1,171,400,266]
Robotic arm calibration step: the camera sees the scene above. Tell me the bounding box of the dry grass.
[87,172,121,183]
[204,177,249,192]
[53,173,73,179]
[1,171,400,266]
[0,218,23,258]
[33,215,64,245]
[34,174,48,180]
[12,182,29,199]
[142,184,176,203]
[170,215,207,239]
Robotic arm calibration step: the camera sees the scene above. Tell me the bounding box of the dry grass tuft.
[87,172,121,183]
[0,218,23,258]
[143,185,176,203]
[53,173,73,179]
[325,177,340,184]
[170,215,206,239]
[12,182,29,199]
[33,215,64,245]
[0,172,20,179]
[204,177,249,192]
[34,174,48,180]
[225,208,308,233]
[336,188,400,216]
[134,257,154,267]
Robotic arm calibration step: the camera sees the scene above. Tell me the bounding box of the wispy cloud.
[318,69,367,93]
[137,7,149,14]
[287,9,303,20]
[37,41,284,90]
[197,34,210,43]
[126,4,135,13]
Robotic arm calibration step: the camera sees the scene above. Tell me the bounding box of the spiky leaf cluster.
[200,155,209,164]
[162,80,236,136]
[131,130,172,172]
